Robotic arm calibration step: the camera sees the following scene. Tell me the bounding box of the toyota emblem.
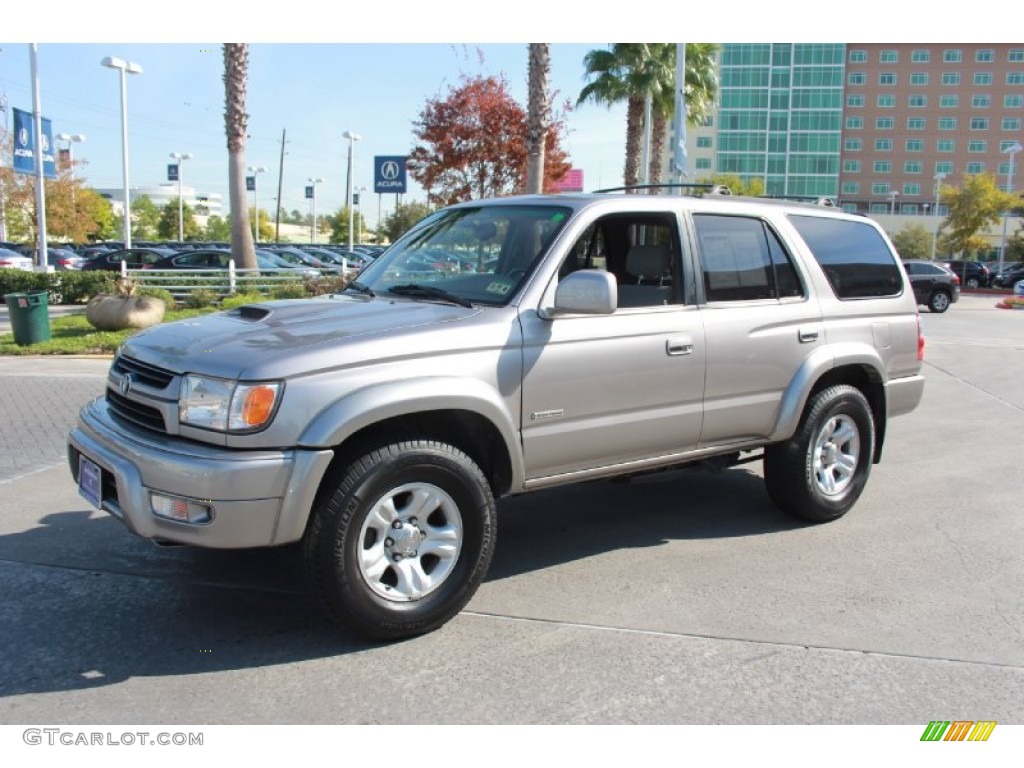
[119,373,133,397]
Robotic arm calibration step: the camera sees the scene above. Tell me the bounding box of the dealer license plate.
[78,455,102,509]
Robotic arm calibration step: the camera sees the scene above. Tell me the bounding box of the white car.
[0,248,33,271]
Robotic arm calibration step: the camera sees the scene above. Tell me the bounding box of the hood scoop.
[228,305,273,322]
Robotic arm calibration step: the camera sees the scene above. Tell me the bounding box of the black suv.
[944,260,991,289]
[903,260,960,313]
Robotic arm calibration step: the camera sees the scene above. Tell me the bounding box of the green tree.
[328,206,367,246]
[937,173,1017,256]
[379,201,433,243]
[892,223,934,261]
[249,207,275,242]
[204,215,231,240]
[223,43,257,268]
[696,173,765,197]
[157,200,201,241]
[130,195,161,240]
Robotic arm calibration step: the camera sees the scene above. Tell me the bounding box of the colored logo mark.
[920,720,997,742]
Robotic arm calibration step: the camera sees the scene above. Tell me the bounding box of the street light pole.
[998,142,1022,274]
[57,133,86,225]
[931,172,946,260]
[308,177,324,244]
[248,165,267,243]
[101,56,143,248]
[170,151,192,242]
[889,190,899,216]
[343,130,361,251]
[354,186,368,245]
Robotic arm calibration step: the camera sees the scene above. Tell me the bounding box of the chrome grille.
[112,355,174,390]
[106,389,167,433]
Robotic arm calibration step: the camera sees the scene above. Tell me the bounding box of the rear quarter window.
[788,214,902,299]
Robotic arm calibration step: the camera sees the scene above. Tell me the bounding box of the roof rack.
[591,183,732,197]
[756,194,837,207]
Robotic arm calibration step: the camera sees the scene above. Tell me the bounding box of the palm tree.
[525,43,550,195]
[223,44,257,269]
[647,44,718,187]
[579,44,718,191]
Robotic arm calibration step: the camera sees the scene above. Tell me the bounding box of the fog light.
[150,493,213,525]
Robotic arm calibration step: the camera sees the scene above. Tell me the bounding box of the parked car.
[0,247,33,271]
[991,262,1024,289]
[943,260,991,289]
[151,249,319,279]
[46,248,85,271]
[902,260,960,312]
[82,247,176,271]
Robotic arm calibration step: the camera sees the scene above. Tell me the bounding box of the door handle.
[667,338,694,356]
[799,327,820,343]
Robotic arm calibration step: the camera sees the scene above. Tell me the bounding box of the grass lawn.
[0,309,214,356]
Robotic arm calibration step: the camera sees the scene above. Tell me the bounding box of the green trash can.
[4,290,51,346]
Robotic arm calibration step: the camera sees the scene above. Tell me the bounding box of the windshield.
[355,204,572,305]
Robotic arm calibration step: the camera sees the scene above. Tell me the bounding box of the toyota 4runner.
[68,190,925,640]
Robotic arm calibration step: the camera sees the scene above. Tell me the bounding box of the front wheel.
[764,385,875,523]
[303,440,496,640]
[928,290,951,313]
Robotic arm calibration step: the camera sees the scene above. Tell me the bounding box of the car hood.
[121,295,483,380]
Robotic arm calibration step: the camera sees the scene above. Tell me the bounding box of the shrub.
[304,273,352,296]
[58,272,117,304]
[136,287,177,308]
[270,283,308,300]
[220,292,267,310]
[185,288,221,308]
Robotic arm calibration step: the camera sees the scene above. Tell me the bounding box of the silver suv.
[68,191,925,640]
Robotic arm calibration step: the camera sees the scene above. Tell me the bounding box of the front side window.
[788,215,902,299]
[356,204,571,306]
[693,215,804,302]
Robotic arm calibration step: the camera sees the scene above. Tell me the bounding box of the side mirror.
[543,269,617,317]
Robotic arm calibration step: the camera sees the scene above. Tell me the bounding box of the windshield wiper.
[387,284,473,308]
[345,281,375,297]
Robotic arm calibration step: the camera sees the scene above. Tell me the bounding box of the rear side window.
[788,215,902,298]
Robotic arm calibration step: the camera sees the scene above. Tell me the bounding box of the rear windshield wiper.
[387,284,473,308]
[345,280,375,297]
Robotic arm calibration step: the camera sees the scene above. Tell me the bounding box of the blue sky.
[0,3,1000,228]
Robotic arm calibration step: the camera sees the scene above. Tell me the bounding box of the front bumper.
[68,397,333,548]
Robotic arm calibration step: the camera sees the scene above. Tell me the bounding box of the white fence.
[119,260,354,302]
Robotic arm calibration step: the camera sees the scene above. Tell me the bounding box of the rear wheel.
[303,440,496,640]
[928,290,951,313]
[764,385,875,523]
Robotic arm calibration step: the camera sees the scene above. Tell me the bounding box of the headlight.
[180,375,282,432]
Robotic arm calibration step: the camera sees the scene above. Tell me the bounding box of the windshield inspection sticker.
[485,281,513,295]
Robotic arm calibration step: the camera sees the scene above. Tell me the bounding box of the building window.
[843,160,861,173]
[844,138,862,151]
[903,184,921,195]
[940,95,959,108]
[942,73,960,85]
[702,116,714,127]
[846,94,864,107]
[1003,118,1022,131]
[910,73,929,85]
[841,181,860,194]
[937,140,955,153]
[944,49,962,63]
[846,117,864,129]
[697,136,713,148]
[879,72,897,85]
[908,95,927,108]
[695,158,712,170]
[1005,94,1024,108]
[871,183,891,195]
[907,118,926,131]
[877,94,895,108]
[1001,140,1022,152]
[973,72,993,85]
[968,140,987,152]
[1008,72,1024,85]
[906,139,924,152]
[976,49,995,63]
[966,162,985,174]
[848,72,866,85]
[875,139,892,152]
[912,49,930,63]
[876,117,894,130]
[873,161,892,173]
[849,49,867,63]
[938,118,958,131]
[970,117,990,130]
[972,95,991,108]
[1010,49,1024,62]
[880,50,898,63]
[905,161,922,174]
[935,161,953,174]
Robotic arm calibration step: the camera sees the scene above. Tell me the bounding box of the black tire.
[965,277,980,289]
[928,290,951,313]
[763,385,875,523]
[303,440,496,640]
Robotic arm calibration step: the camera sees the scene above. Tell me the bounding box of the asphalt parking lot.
[0,294,1021,728]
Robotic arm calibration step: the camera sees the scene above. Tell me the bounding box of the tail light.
[952,274,960,285]
[917,315,925,361]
